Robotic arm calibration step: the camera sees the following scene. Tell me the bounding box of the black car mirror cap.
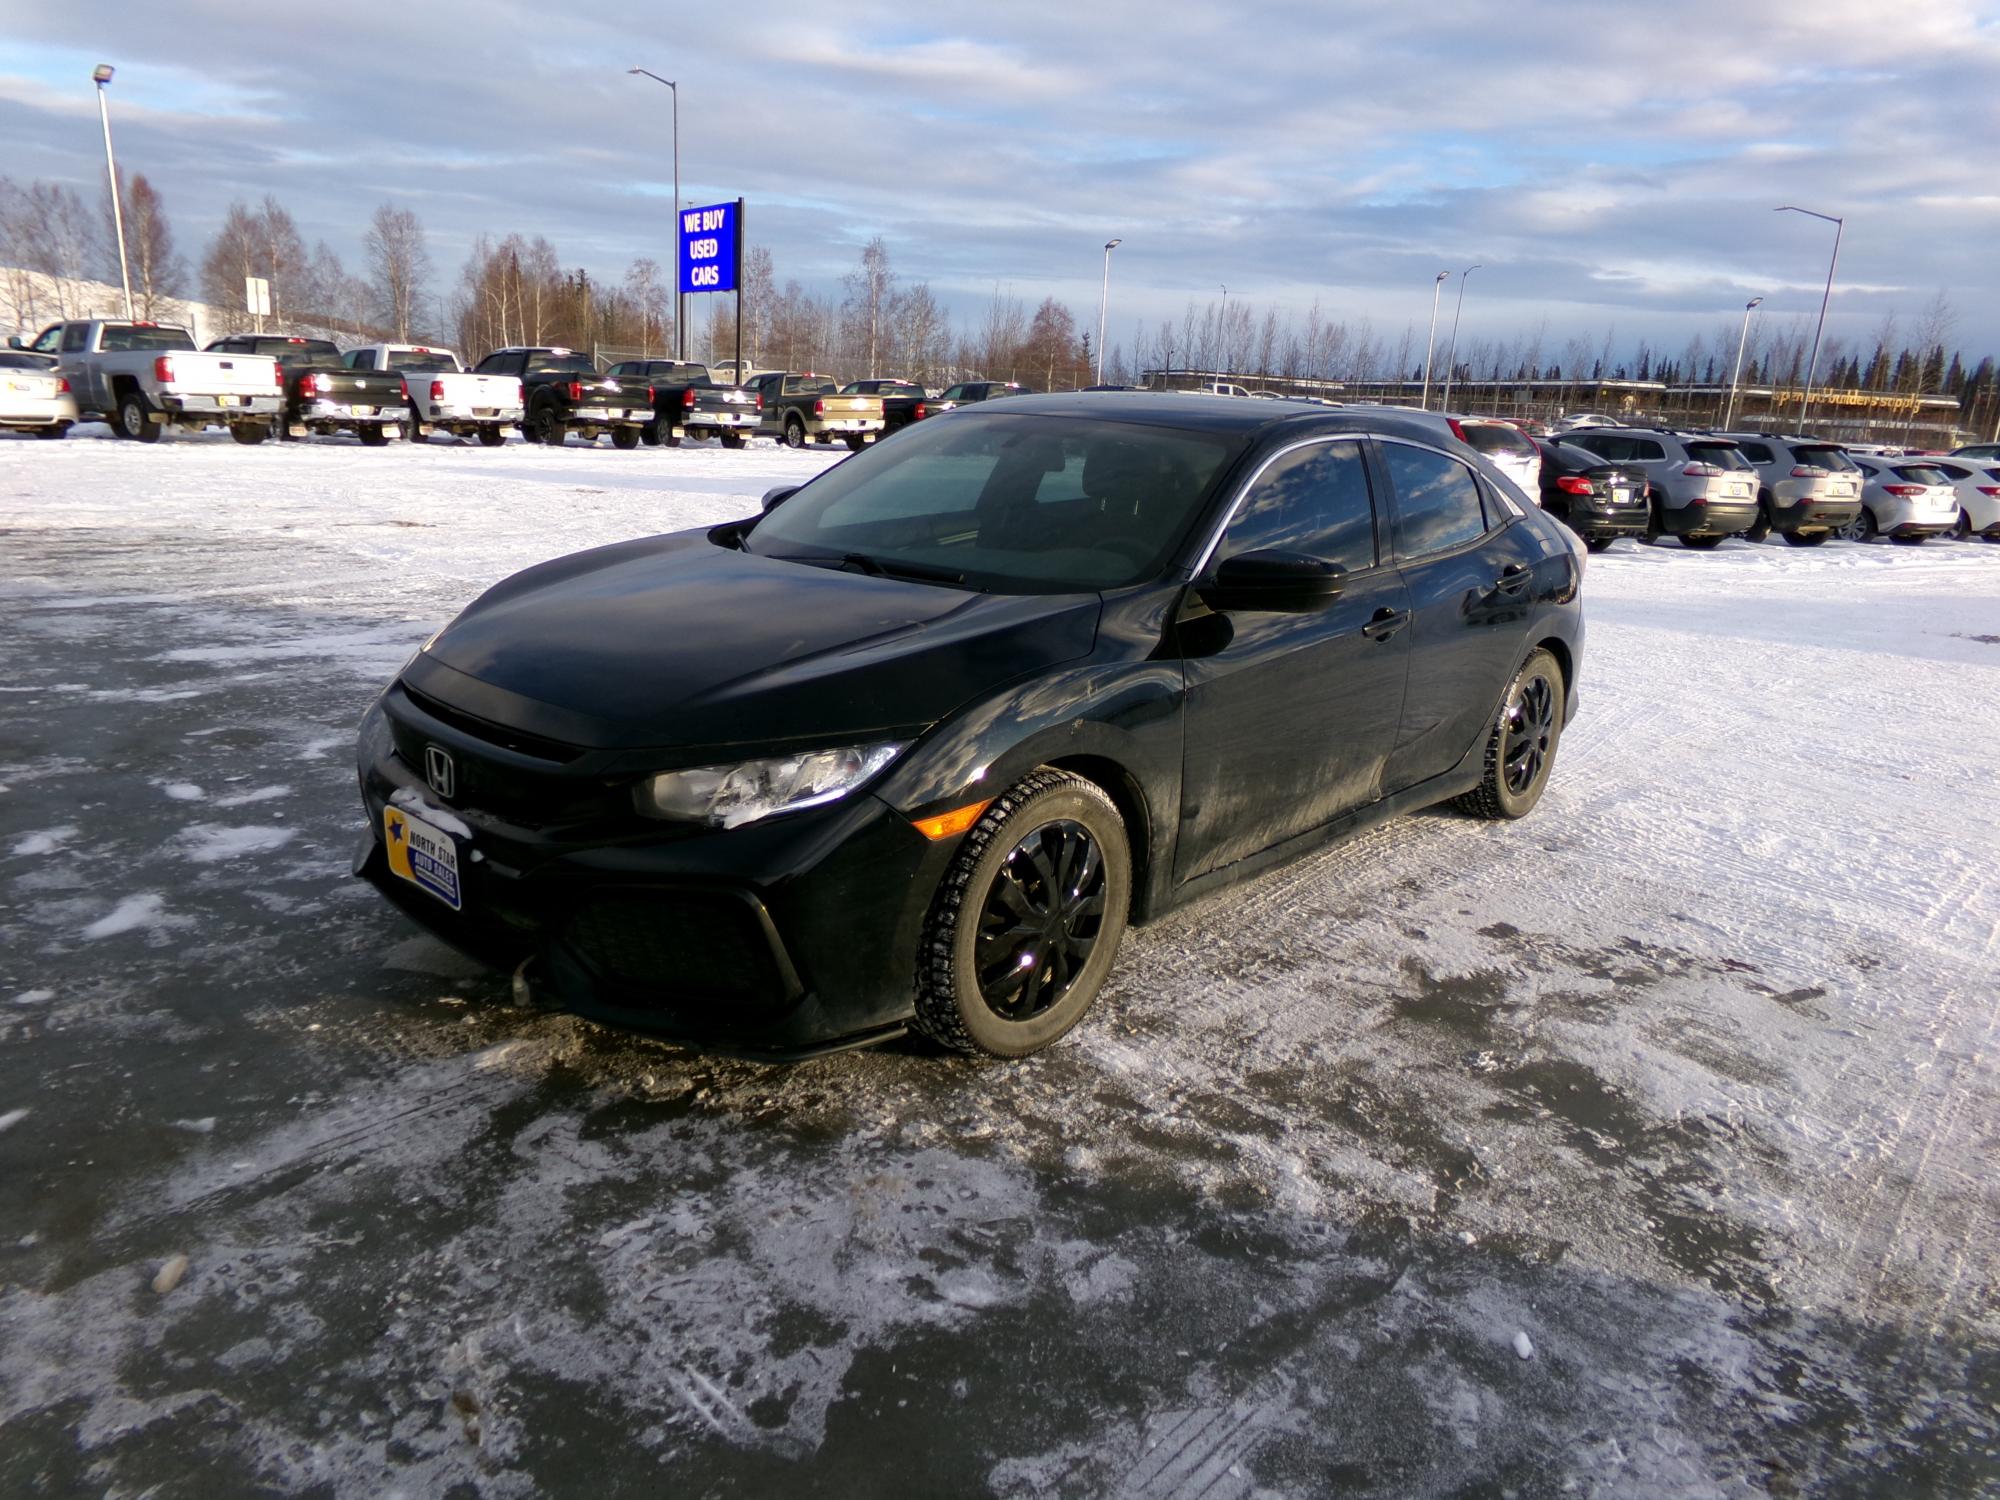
[761,485,800,513]
[4,336,22,350]
[1199,550,1346,613]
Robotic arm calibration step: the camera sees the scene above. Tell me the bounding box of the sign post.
[677,199,744,378]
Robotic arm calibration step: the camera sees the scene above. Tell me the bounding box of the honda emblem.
[424,745,456,800]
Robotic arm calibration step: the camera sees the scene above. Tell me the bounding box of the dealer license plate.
[383,803,462,911]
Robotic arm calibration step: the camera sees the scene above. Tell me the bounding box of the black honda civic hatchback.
[355,394,1585,1059]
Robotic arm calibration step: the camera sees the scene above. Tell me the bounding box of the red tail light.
[914,402,927,421]
[755,393,763,411]
[1790,465,1829,478]
[273,363,285,389]
[682,387,697,408]
[153,354,175,383]
[1977,485,2000,497]
[56,376,70,393]
[1446,417,1470,442]
[813,398,825,416]
[1681,462,1725,477]
[300,372,322,398]
[1883,484,1925,496]
[567,380,583,402]
[1555,474,1595,496]
[430,380,446,401]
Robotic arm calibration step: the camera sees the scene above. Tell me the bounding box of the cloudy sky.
[5,0,2000,363]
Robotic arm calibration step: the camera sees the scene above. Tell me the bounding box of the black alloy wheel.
[529,405,564,446]
[1457,648,1563,820]
[914,769,1131,1058]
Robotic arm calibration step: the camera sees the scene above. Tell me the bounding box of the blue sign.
[678,200,739,295]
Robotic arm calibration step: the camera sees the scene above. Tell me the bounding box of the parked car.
[934,380,1033,410]
[0,350,78,437]
[841,378,929,435]
[205,334,409,445]
[1948,442,2000,462]
[1554,428,1759,548]
[749,372,885,450]
[1533,438,1650,550]
[1840,458,1962,543]
[353,394,1583,1060]
[1445,417,1543,501]
[1713,432,1865,546]
[606,358,762,448]
[1916,457,2000,541]
[343,344,523,445]
[710,359,779,387]
[1552,412,1617,432]
[19,318,282,443]
[473,348,652,448]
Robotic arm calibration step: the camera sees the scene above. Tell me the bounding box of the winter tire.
[719,432,746,449]
[119,393,160,443]
[611,426,641,450]
[912,769,1131,1059]
[476,426,506,447]
[784,417,806,449]
[230,423,269,445]
[357,424,390,447]
[1456,648,1562,821]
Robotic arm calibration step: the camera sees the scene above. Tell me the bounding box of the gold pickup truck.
[750,371,885,451]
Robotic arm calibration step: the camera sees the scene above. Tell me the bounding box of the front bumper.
[352,696,951,1057]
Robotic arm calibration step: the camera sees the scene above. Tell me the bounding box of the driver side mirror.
[4,336,22,350]
[1199,550,1346,613]
[761,485,799,514]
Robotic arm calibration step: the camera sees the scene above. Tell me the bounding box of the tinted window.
[1628,438,1665,461]
[1457,423,1538,460]
[61,324,90,352]
[387,351,458,373]
[745,412,1238,593]
[99,325,194,352]
[1736,440,1774,463]
[1383,443,1490,556]
[1570,433,1625,461]
[0,351,49,369]
[1220,441,1377,571]
[1794,445,1856,471]
[1687,442,1752,471]
[1895,465,1951,485]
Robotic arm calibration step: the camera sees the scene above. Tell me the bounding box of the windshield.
[388,352,460,373]
[1687,442,1753,471]
[744,410,1239,593]
[99,325,195,352]
[1795,445,1857,471]
[1895,465,1951,485]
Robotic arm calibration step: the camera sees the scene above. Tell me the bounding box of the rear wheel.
[1783,530,1829,547]
[118,393,161,443]
[913,770,1131,1059]
[845,435,868,452]
[641,420,664,446]
[719,432,746,449]
[229,422,268,445]
[1456,649,1563,821]
[1585,537,1614,553]
[1952,509,1972,540]
[476,425,506,447]
[1890,534,1926,546]
[1837,508,1875,543]
[611,425,641,450]
[784,416,806,449]
[1744,500,1773,543]
[357,424,390,447]
[1681,534,1725,550]
[36,422,69,440]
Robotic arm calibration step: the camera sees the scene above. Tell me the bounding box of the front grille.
[402,685,584,764]
[562,892,791,1011]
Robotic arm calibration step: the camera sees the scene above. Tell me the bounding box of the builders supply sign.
[679,201,740,295]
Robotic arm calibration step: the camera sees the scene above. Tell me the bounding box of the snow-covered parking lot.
[3,427,1998,1496]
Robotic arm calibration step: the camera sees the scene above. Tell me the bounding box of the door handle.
[1361,607,1410,641]
[1494,562,1531,592]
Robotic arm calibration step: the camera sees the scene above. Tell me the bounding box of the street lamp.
[1095,239,1121,385]
[1218,284,1228,376]
[628,68,682,358]
[1775,205,1843,432]
[1440,264,1481,412]
[93,64,133,320]
[1420,270,1449,409]
[1723,295,1764,430]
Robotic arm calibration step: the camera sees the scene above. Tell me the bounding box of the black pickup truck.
[840,378,929,436]
[204,334,410,444]
[473,347,652,448]
[607,358,763,448]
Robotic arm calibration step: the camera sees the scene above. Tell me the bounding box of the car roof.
[960,390,1481,447]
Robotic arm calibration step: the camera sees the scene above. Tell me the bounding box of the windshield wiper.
[847,554,966,585]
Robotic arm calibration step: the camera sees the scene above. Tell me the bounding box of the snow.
[0,1108,27,1133]
[387,788,473,841]
[2,426,1997,1494]
[8,826,75,856]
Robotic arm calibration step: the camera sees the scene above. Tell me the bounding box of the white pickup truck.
[16,319,284,443]
[342,344,524,445]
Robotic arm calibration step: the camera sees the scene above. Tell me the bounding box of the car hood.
[403,531,1102,755]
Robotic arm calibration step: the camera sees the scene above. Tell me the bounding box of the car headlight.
[633,742,906,829]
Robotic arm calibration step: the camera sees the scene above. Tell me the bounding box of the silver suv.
[1551,428,1759,549]
[1715,432,1865,546]
[1841,458,1961,543]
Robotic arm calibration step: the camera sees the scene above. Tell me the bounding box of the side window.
[1569,434,1616,460]
[1382,443,1490,558]
[1629,439,1666,461]
[60,324,90,353]
[1738,441,1773,464]
[1219,441,1377,571]
[31,325,64,353]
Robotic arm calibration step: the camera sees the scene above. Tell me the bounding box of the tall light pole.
[1095,239,1121,385]
[93,64,133,320]
[1440,264,1481,412]
[1419,269,1449,409]
[1722,295,1764,429]
[628,68,681,358]
[1776,205,1843,432]
[1218,284,1228,375]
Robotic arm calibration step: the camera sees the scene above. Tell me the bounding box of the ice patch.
[9,826,77,857]
[83,893,167,939]
[0,1108,28,1133]
[214,784,288,808]
[177,825,296,863]
[1513,1331,1536,1360]
[161,783,204,801]
[13,990,55,1005]
[172,1117,218,1135]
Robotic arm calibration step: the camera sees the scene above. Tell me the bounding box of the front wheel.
[1952,509,1972,541]
[1783,530,1829,547]
[119,393,161,443]
[913,770,1132,1059]
[845,435,869,452]
[783,417,806,449]
[1456,648,1563,821]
